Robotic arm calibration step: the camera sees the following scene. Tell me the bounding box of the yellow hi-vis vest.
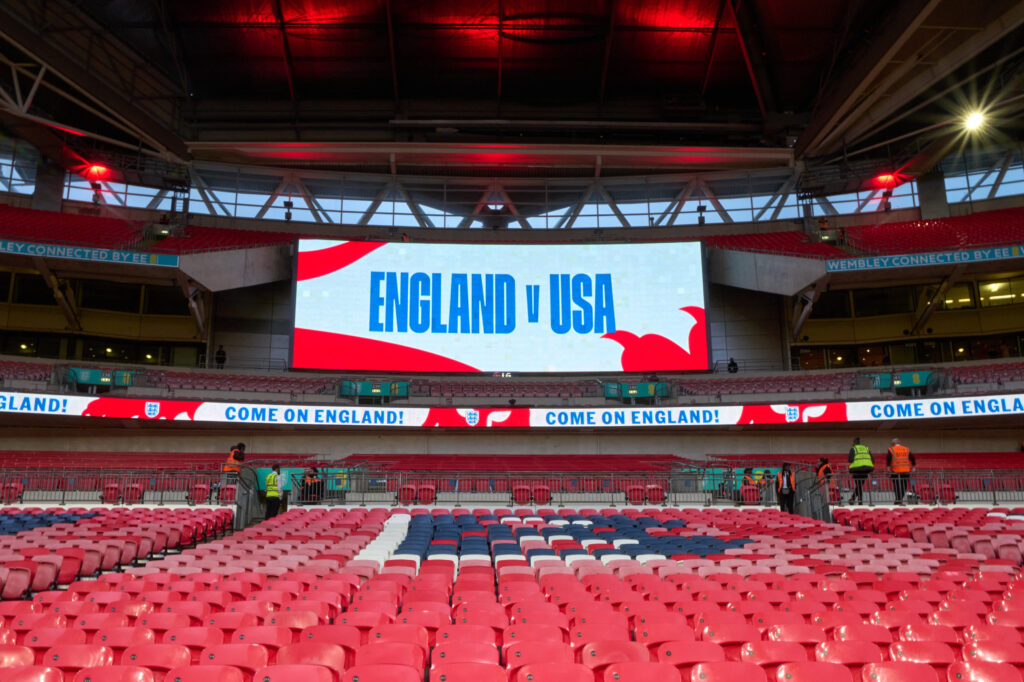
[265,471,280,498]
[888,445,911,473]
[850,444,874,470]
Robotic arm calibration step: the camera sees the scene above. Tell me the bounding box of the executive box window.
[143,285,189,315]
[0,271,11,302]
[940,283,975,310]
[79,280,141,313]
[11,273,55,305]
[809,290,852,319]
[979,278,1024,307]
[852,286,914,316]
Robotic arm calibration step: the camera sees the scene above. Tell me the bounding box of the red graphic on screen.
[297,241,386,281]
[736,402,847,425]
[602,306,707,371]
[81,397,203,421]
[421,407,531,428]
[294,328,480,372]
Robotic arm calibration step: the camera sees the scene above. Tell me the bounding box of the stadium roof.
[0,0,1022,178]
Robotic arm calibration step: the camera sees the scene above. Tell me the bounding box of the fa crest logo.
[144,402,160,418]
[465,410,479,426]
[785,406,799,423]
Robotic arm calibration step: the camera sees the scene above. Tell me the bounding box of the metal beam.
[496,187,533,229]
[357,183,394,226]
[598,0,616,105]
[556,185,596,229]
[755,169,799,221]
[911,265,966,334]
[33,257,80,331]
[458,187,495,228]
[792,278,827,342]
[145,188,168,211]
[271,0,298,101]
[794,0,941,158]
[384,0,399,107]
[855,190,880,213]
[254,177,291,220]
[598,186,630,228]
[0,4,188,159]
[987,152,1014,200]
[727,0,776,119]
[496,0,504,102]
[175,271,206,338]
[151,0,192,98]
[700,0,728,97]
[397,185,435,228]
[294,178,333,224]
[839,2,1024,151]
[191,173,231,217]
[656,180,696,226]
[696,179,733,223]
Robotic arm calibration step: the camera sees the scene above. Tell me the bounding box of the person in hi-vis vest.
[265,464,281,519]
[848,437,875,505]
[887,438,916,504]
[776,463,796,514]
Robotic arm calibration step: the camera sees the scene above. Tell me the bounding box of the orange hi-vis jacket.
[223,449,243,473]
[888,445,912,473]
[776,471,795,494]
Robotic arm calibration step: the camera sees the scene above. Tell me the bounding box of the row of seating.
[0,361,52,383]
[0,452,314,471]
[0,205,142,249]
[347,456,677,473]
[1,505,1023,681]
[701,232,848,259]
[678,373,858,396]
[149,225,299,254]
[145,371,335,395]
[0,507,232,600]
[844,208,1024,255]
[946,364,1024,386]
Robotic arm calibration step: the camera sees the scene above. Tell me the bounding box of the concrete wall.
[707,284,787,370]
[211,280,293,370]
[4,423,1019,460]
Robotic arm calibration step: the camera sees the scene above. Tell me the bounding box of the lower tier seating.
[347,455,678,473]
[0,505,1019,682]
[0,507,231,600]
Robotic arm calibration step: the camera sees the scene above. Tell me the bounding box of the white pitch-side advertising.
[291,239,708,373]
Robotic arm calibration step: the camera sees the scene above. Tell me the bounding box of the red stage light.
[85,164,108,179]
[875,173,896,186]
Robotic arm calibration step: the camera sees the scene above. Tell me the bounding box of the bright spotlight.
[964,111,985,131]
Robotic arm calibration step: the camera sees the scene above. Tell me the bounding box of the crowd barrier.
[0,469,236,506]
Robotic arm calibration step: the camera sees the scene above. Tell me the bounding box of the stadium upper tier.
[0,205,143,249]
[148,225,301,253]
[700,232,848,258]
[844,208,1024,255]
[4,359,1024,404]
[4,203,1024,258]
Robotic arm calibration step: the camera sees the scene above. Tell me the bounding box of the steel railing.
[814,469,1024,507]
[0,468,235,506]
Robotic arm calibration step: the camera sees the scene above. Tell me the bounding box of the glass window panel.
[852,286,914,316]
[80,280,141,313]
[12,274,55,305]
[941,282,974,310]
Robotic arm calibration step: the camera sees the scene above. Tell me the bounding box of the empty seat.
[251,664,335,682]
[340,665,423,682]
[70,666,155,682]
[861,663,939,682]
[429,663,508,682]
